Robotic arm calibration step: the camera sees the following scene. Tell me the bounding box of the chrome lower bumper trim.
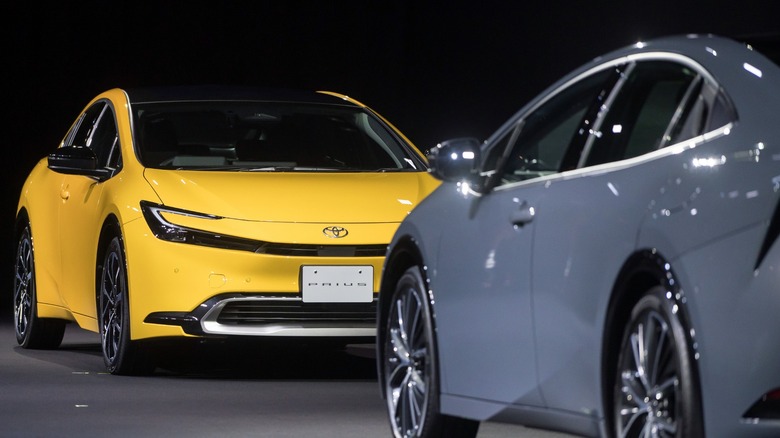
[145,293,377,338]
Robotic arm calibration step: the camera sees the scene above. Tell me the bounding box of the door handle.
[60,187,70,200]
[510,201,535,227]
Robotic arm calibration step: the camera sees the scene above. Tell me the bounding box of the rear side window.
[482,57,737,188]
[584,61,701,167]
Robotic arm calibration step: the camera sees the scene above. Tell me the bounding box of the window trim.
[481,51,734,194]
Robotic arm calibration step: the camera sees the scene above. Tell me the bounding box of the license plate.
[302,266,373,303]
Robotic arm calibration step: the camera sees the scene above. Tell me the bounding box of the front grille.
[255,243,387,257]
[216,300,377,325]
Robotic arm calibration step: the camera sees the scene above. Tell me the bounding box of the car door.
[528,59,713,413]
[433,67,620,406]
[432,171,542,406]
[58,101,121,321]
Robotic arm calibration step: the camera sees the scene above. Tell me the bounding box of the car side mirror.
[48,145,111,181]
[426,137,482,182]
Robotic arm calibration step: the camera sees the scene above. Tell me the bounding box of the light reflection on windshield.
[133,101,423,172]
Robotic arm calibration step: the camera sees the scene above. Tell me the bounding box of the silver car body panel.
[382,35,780,437]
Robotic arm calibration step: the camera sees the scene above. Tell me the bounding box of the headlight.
[140,201,261,252]
[139,201,386,257]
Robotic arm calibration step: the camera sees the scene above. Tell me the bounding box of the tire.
[613,285,703,438]
[98,235,154,375]
[13,223,66,349]
[382,266,479,438]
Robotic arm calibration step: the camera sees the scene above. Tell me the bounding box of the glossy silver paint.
[378,35,780,437]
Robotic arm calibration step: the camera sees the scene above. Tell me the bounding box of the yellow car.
[14,86,439,374]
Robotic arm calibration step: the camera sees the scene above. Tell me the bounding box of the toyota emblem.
[323,226,348,238]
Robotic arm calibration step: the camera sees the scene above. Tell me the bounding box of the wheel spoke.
[405,291,422,346]
[656,417,678,436]
[618,364,649,438]
[392,295,412,361]
[620,370,645,409]
[631,323,649,389]
[655,375,678,395]
[387,329,412,392]
[405,373,424,430]
[643,313,668,387]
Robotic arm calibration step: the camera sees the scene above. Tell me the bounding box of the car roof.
[479,34,780,148]
[124,85,359,106]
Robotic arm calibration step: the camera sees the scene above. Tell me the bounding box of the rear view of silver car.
[377,34,780,437]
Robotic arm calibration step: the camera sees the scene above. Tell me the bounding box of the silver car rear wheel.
[613,286,702,438]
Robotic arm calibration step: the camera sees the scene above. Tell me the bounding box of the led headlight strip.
[140,201,261,252]
[139,201,387,257]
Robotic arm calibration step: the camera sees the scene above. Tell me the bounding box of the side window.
[67,101,121,170]
[91,107,120,169]
[583,61,702,167]
[67,103,104,148]
[486,67,618,187]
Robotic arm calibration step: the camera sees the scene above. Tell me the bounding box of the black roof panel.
[125,85,356,106]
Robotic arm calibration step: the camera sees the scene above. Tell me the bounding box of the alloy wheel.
[13,227,34,341]
[384,270,432,438]
[100,241,125,366]
[615,296,682,437]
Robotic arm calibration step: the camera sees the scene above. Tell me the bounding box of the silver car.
[377,34,780,438]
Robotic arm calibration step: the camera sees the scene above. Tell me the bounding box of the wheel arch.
[600,248,703,435]
[12,208,31,321]
[95,214,123,312]
[15,208,31,239]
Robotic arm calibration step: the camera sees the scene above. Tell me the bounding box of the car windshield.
[132,101,424,171]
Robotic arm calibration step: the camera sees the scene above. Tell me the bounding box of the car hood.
[142,169,437,223]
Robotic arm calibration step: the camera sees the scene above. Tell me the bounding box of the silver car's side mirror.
[426,137,481,182]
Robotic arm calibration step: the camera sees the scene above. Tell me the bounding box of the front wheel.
[613,285,703,438]
[14,223,65,349]
[98,235,154,375]
[382,266,479,438]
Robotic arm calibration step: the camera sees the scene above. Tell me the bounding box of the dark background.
[2,1,777,319]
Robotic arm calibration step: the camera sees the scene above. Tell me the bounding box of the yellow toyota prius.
[14,86,439,374]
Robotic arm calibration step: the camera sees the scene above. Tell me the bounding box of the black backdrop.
[2,1,777,318]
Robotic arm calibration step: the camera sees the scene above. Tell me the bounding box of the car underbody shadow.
[5,320,377,380]
[149,337,378,380]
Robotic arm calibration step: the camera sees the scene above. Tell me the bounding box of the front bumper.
[122,217,387,341]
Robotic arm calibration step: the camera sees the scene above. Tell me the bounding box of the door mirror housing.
[48,146,111,180]
[427,137,481,182]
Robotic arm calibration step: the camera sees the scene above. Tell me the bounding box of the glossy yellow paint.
[123,217,391,339]
[317,91,424,158]
[19,89,159,328]
[17,88,441,341]
[19,161,66,312]
[143,169,438,224]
